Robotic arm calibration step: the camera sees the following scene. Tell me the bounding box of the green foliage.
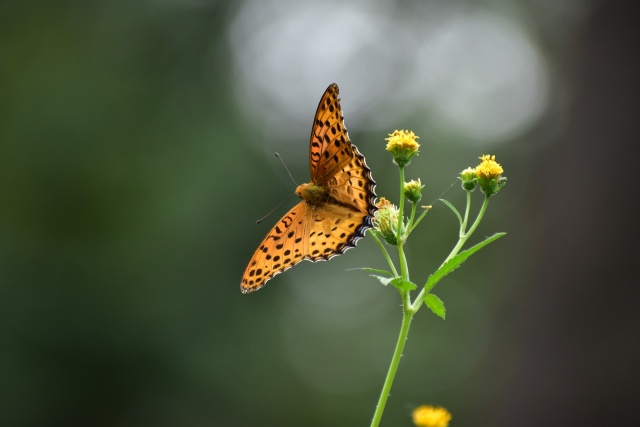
[440,198,463,226]
[368,274,417,292]
[368,145,507,427]
[425,233,506,290]
[390,277,417,292]
[370,274,395,286]
[424,294,446,319]
[357,267,394,277]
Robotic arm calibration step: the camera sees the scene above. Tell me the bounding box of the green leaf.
[371,275,417,291]
[350,267,394,277]
[425,293,446,319]
[426,232,506,289]
[389,277,417,292]
[440,198,462,225]
[371,275,396,286]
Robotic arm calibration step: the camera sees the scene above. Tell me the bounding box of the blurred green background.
[2,0,639,426]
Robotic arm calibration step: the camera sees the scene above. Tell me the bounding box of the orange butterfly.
[241,83,377,293]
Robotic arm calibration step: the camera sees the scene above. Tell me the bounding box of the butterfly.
[240,83,377,293]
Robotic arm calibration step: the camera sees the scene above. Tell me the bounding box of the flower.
[404,179,424,203]
[459,167,477,191]
[373,197,403,245]
[385,130,420,167]
[475,154,506,196]
[476,154,503,178]
[412,405,452,427]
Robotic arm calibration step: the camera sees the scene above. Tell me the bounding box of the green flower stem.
[408,203,417,230]
[413,194,491,310]
[370,296,414,427]
[397,166,409,281]
[371,165,417,427]
[461,188,472,231]
[408,206,429,235]
[398,238,410,282]
[397,166,406,235]
[369,230,399,277]
[464,194,490,236]
[442,193,490,266]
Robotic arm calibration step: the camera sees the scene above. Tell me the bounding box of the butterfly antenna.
[256,192,296,224]
[275,152,298,186]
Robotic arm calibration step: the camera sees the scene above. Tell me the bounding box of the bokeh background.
[2,0,639,426]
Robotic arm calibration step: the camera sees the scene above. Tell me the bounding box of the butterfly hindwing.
[323,145,376,216]
[305,204,372,261]
[241,202,309,293]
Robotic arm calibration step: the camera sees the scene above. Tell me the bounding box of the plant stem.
[412,194,491,310]
[397,166,409,280]
[462,194,490,243]
[408,203,417,233]
[369,230,399,277]
[370,165,415,427]
[370,300,414,427]
[442,194,490,266]
[409,207,429,234]
[461,187,472,231]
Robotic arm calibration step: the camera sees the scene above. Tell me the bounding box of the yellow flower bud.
[373,197,403,245]
[459,167,477,191]
[404,179,424,203]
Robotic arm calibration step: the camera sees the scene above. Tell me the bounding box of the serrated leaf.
[425,293,446,319]
[440,198,462,225]
[389,277,417,292]
[426,232,506,289]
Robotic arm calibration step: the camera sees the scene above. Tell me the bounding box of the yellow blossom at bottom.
[412,405,452,427]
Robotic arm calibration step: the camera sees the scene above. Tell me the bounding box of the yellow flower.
[373,197,402,245]
[385,130,420,167]
[476,155,503,179]
[474,154,506,196]
[404,178,424,203]
[412,405,452,427]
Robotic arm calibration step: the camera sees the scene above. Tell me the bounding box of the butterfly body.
[295,183,327,205]
[241,84,376,293]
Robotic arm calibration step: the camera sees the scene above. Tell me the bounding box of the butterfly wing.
[304,203,372,261]
[241,202,311,293]
[240,200,373,293]
[241,83,376,293]
[309,83,376,216]
[309,83,350,184]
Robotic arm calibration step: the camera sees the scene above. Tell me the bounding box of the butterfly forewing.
[309,84,353,185]
[309,84,376,216]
